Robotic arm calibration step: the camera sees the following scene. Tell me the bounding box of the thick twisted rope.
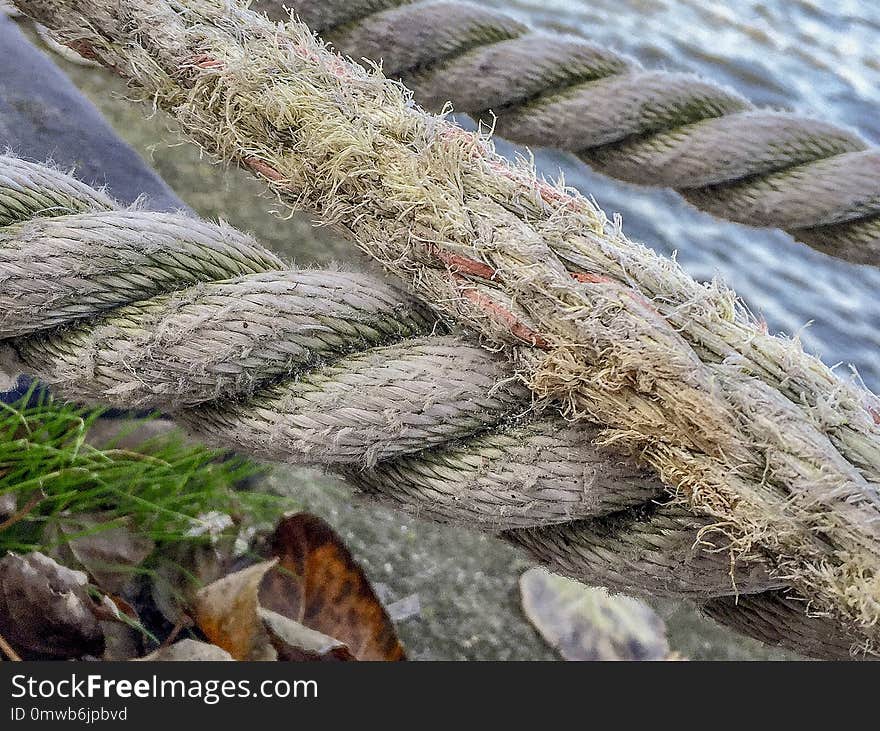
[249,0,880,266]
[0,156,662,527]
[1,156,874,660]
[0,156,860,659]
[10,0,880,657]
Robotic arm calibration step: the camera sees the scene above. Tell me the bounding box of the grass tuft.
[0,386,280,556]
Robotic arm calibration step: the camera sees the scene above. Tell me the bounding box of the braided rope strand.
[273,0,880,265]
[0,156,662,529]
[0,156,855,658]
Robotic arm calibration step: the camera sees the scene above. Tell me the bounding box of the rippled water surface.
[475,0,880,389]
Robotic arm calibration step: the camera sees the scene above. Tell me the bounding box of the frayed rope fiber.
[261,0,880,266]
[9,0,880,654]
[0,155,867,659]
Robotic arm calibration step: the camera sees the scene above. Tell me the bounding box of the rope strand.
[270,0,880,265]
[0,155,870,659]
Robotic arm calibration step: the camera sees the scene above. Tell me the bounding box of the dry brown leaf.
[193,560,277,660]
[139,639,233,661]
[520,567,671,661]
[193,514,406,661]
[260,514,406,661]
[260,608,355,661]
[0,552,104,659]
[58,513,155,594]
[193,559,355,661]
[96,594,143,661]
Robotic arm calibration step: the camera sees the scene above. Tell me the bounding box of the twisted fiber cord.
[702,592,860,659]
[260,0,880,265]
[12,0,880,655]
[0,157,854,659]
[0,157,114,225]
[0,157,666,534]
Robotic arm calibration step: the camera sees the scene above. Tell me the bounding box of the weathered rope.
[0,156,663,529]
[10,0,880,656]
[702,591,860,661]
[254,0,880,265]
[0,156,857,658]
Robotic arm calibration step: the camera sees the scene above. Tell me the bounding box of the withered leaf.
[193,560,276,661]
[139,639,233,661]
[193,515,406,661]
[261,514,406,661]
[193,560,354,661]
[97,595,142,661]
[151,543,228,626]
[59,513,155,594]
[0,552,104,659]
[520,567,671,661]
[260,608,355,661]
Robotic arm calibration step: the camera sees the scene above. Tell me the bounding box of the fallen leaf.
[139,639,233,661]
[260,514,406,661]
[520,567,670,661]
[260,608,354,661]
[58,513,155,594]
[0,552,104,659]
[193,559,359,661]
[192,514,406,661]
[96,595,143,661]
[193,560,276,660]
